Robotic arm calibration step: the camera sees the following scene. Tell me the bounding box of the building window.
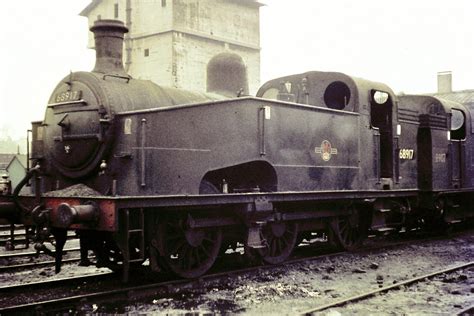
[162,0,166,7]
[144,49,150,57]
[114,4,119,18]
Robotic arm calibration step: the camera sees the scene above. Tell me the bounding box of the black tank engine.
[1,19,472,280]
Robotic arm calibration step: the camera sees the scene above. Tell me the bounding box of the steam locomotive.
[0,20,472,280]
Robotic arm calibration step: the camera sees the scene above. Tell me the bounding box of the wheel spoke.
[199,244,212,258]
[332,212,362,250]
[258,222,298,264]
[193,248,202,266]
[345,227,351,243]
[339,223,349,236]
[276,238,283,254]
[155,217,222,278]
[169,240,186,256]
[270,238,278,256]
[203,236,216,244]
[166,234,183,243]
[180,246,191,269]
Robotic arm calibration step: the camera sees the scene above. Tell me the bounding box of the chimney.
[90,20,129,76]
[437,71,452,94]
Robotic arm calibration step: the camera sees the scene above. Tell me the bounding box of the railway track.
[0,230,471,314]
[458,306,474,316]
[0,224,31,250]
[300,261,474,315]
[0,271,113,292]
[0,224,78,253]
[0,248,346,314]
[0,246,82,274]
[0,247,80,260]
[0,257,83,273]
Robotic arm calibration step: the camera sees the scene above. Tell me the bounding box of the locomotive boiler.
[1,19,473,280]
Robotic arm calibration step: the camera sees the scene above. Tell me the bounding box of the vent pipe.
[90,19,129,76]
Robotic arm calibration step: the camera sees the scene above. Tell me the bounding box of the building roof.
[0,154,15,170]
[432,89,474,105]
[7,155,27,170]
[0,154,27,171]
[80,0,264,16]
[225,0,265,7]
[80,0,102,17]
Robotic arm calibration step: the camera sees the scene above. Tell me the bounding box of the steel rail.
[0,247,80,259]
[0,233,76,242]
[0,257,84,273]
[300,261,474,315]
[457,305,474,316]
[0,271,113,292]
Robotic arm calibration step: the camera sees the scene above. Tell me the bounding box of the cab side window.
[450,109,465,140]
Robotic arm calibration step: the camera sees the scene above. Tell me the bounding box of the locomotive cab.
[398,95,474,226]
[398,95,470,191]
[257,71,400,190]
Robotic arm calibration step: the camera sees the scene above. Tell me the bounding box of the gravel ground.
[0,262,110,288]
[1,230,472,315]
[119,231,474,315]
[0,238,110,288]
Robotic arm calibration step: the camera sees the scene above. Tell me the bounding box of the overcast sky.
[1,0,473,139]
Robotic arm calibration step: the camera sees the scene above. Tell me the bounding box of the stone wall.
[82,0,260,94]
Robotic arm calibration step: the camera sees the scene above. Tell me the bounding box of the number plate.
[54,90,82,103]
[399,148,415,160]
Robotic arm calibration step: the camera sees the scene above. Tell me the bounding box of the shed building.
[0,154,27,192]
[80,0,262,94]
[432,71,474,111]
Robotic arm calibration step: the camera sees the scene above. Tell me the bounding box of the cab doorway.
[370,91,394,179]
